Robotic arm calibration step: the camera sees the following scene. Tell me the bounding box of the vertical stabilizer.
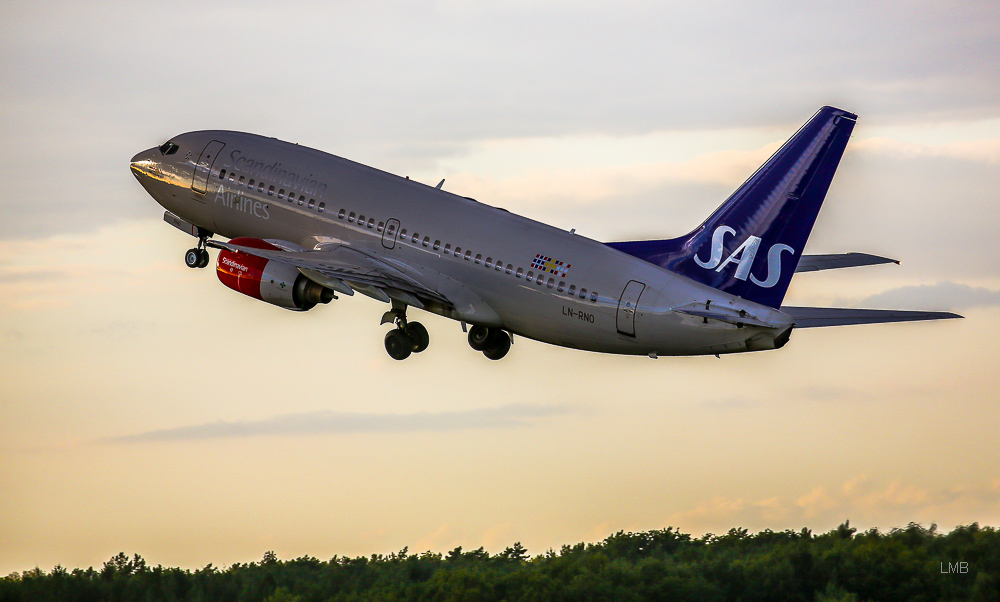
[607,106,857,308]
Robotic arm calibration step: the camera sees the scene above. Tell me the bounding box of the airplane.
[129,106,960,361]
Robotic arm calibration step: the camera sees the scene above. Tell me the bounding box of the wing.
[781,306,963,328]
[795,253,898,273]
[207,239,447,309]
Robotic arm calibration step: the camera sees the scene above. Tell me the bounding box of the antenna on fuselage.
[436,179,445,189]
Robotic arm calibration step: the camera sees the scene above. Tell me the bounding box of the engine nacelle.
[216,238,335,311]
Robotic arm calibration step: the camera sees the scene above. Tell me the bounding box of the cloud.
[101,404,573,443]
[857,282,1000,310]
[853,137,1000,164]
[665,477,1000,534]
[4,0,1000,240]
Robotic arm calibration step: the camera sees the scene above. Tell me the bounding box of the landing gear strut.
[184,229,212,269]
[468,325,511,360]
[381,301,429,360]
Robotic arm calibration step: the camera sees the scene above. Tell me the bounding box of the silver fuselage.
[131,130,792,356]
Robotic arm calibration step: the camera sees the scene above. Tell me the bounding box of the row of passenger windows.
[218,169,326,213]
[336,208,600,303]
[213,166,599,303]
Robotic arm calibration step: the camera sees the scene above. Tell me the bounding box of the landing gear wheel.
[184,248,201,268]
[405,321,429,353]
[468,325,492,351]
[384,329,413,360]
[483,330,511,360]
[196,248,210,268]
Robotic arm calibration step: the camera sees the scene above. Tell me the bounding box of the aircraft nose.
[130,149,156,178]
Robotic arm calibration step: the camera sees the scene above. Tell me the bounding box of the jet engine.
[216,237,335,311]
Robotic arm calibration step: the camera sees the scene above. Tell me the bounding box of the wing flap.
[795,253,898,273]
[782,306,962,328]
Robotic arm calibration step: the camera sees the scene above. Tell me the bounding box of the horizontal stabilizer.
[782,306,963,328]
[795,253,898,273]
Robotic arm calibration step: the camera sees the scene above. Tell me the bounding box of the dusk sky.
[2,0,999,574]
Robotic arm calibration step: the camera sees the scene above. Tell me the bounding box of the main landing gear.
[468,325,511,360]
[184,230,212,269]
[381,301,429,361]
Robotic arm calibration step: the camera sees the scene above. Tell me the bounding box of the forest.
[2,522,997,602]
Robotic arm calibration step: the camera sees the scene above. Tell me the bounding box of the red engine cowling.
[216,238,334,311]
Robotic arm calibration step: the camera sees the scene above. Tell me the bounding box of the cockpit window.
[158,142,179,155]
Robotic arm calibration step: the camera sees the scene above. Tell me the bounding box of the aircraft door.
[616,280,646,337]
[191,140,226,195]
[382,219,400,249]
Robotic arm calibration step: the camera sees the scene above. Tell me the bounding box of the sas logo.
[693,225,794,288]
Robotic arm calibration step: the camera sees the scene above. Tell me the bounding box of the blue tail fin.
[607,106,857,308]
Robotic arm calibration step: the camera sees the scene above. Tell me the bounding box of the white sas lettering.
[694,225,796,289]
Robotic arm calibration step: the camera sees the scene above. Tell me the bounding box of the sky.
[2,0,999,574]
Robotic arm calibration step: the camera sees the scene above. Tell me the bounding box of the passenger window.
[308,199,316,209]
[238,176,245,185]
[298,195,305,205]
[257,182,265,192]
[516,268,523,278]
[590,292,598,302]
[377,221,385,232]
[278,189,285,199]
[248,179,255,187]
[348,212,356,223]
[358,214,366,224]
[411,232,419,243]
[557,281,565,292]
[579,288,587,299]
[387,223,396,235]
[228,173,235,182]
[464,250,472,260]
[526,271,534,280]
[568,285,576,295]
[422,236,430,247]
[454,247,461,256]
[400,229,407,238]
[547,278,554,288]
[444,244,452,253]
[318,202,326,212]
[268,185,275,195]
[536,274,544,285]
[219,169,226,180]
[475,254,482,264]
[433,240,441,250]
[485,258,493,268]
[338,209,346,219]
[367,218,375,228]
[495,261,503,271]
[505,265,513,275]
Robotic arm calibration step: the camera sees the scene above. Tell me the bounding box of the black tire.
[483,330,511,360]
[405,321,429,353]
[384,329,412,360]
[184,249,201,268]
[197,248,210,268]
[468,325,492,351]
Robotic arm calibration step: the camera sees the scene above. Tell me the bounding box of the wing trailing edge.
[781,306,963,328]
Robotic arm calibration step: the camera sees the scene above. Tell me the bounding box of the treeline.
[2,522,998,602]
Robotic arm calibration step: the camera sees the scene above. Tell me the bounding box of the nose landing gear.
[468,325,511,360]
